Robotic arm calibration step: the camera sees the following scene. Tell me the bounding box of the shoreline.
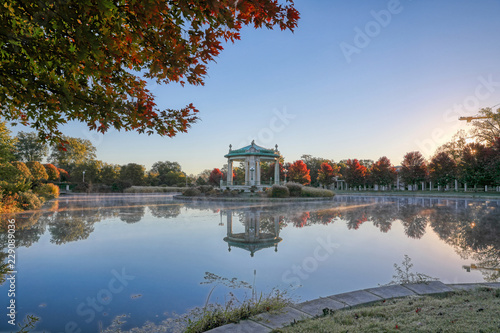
[206,281,500,332]
[334,190,500,200]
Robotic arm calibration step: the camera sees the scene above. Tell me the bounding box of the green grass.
[335,189,500,198]
[275,287,500,333]
[123,186,185,193]
[184,289,292,333]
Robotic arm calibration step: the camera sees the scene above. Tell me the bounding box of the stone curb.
[206,282,499,332]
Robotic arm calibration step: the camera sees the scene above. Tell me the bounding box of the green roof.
[224,141,280,158]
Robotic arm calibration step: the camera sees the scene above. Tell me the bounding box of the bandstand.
[222,140,281,191]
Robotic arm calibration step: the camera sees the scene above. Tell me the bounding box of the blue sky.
[8,0,500,175]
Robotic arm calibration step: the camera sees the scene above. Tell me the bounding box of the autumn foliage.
[0,0,299,143]
[370,156,396,187]
[208,168,223,186]
[317,162,339,187]
[288,160,311,185]
[343,159,367,187]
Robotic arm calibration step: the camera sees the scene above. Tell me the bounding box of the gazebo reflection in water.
[223,209,283,257]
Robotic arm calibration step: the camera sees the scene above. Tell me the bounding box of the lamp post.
[250,167,255,186]
[82,170,86,183]
[183,172,188,187]
[284,169,288,184]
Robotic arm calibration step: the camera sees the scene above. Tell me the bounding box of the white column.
[256,158,261,185]
[250,156,257,186]
[455,180,458,191]
[245,158,249,185]
[274,159,279,184]
[228,159,233,186]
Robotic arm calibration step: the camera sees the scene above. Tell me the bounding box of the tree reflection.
[0,195,498,282]
[148,204,181,219]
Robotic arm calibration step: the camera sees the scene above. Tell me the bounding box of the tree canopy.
[469,107,500,145]
[288,160,311,185]
[14,131,49,162]
[48,135,97,169]
[0,0,299,143]
[0,121,16,162]
[399,151,428,186]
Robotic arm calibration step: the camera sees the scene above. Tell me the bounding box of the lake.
[0,194,499,332]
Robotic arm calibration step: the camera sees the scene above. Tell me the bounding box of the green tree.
[100,163,121,185]
[301,155,332,186]
[150,161,182,185]
[25,161,48,185]
[48,136,97,170]
[0,121,16,162]
[428,152,457,189]
[468,107,500,145]
[0,161,32,193]
[0,1,299,143]
[459,143,492,188]
[164,171,186,186]
[399,151,428,189]
[120,163,145,186]
[486,138,500,186]
[14,131,49,162]
[196,169,211,185]
[370,156,397,187]
[71,160,104,184]
[436,130,469,164]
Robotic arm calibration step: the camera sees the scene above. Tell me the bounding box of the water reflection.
[224,209,283,257]
[0,195,499,283]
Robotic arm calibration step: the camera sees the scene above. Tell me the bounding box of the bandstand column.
[249,156,255,186]
[228,159,233,186]
[245,157,249,185]
[274,159,279,184]
[256,158,261,185]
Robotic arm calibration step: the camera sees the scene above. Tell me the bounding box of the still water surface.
[0,194,499,332]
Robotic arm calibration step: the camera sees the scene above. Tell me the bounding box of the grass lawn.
[334,190,500,199]
[274,287,500,333]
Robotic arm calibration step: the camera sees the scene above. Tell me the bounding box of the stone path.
[206,281,500,332]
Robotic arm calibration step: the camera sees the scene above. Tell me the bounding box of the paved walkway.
[206,281,500,332]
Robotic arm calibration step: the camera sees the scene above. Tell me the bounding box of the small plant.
[198,185,213,194]
[387,255,438,285]
[16,191,42,210]
[269,184,289,198]
[17,315,40,333]
[300,187,334,198]
[34,183,60,200]
[183,187,201,196]
[250,185,257,193]
[286,182,303,197]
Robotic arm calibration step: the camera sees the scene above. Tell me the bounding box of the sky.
[7,0,500,175]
